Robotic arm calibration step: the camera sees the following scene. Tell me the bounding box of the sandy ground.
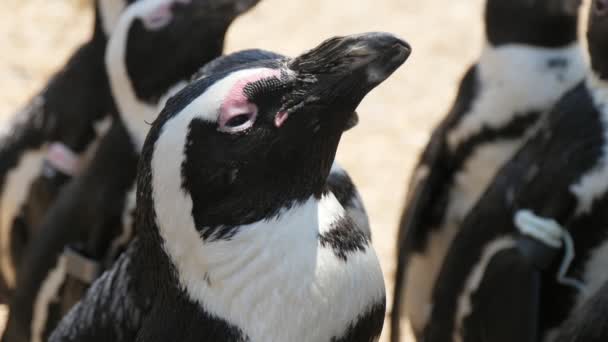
[0,0,487,340]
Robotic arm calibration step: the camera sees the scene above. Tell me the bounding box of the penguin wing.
[327,163,371,238]
[391,66,478,341]
[49,242,146,342]
[396,65,479,253]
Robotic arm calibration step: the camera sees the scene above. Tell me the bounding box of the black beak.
[281,32,410,127]
[290,32,411,89]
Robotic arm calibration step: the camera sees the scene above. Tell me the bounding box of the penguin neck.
[104,14,189,151]
[445,41,585,149]
[478,40,584,83]
[105,38,156,151]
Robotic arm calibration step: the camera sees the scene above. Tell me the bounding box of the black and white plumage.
[391,0,585,339]
[2,1,263,342]
[0,0,138,300]
[421,1,608,341]
[49,32,410,342]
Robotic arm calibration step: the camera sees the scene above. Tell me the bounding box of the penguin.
[48,31,410,342]
[1,1,263,341]
[0,0,137,300]
[391,0,585,339]
[421,1,608,341]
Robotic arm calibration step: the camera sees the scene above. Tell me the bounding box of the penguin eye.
[218,103,258,134]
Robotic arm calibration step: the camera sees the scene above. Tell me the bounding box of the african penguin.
[0,0,137,300]
[48,32,410,342]
[421,1,608,341]
[1,1,262,341]
[391,0,585,339]
[49,33,410,342]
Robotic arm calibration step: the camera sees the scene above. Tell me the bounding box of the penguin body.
[49,31,409,342]
[422,2,608,341]
[3,1,263,341]
[391,0,585,338]
[0,0,136,297]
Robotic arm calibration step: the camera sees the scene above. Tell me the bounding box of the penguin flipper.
[467,247,539,342]
[49,244,146,342]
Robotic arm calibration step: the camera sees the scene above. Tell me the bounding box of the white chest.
[156,194,384,342]
[448,139,523,224]
[448,43,584,150]
[445,43,585,225]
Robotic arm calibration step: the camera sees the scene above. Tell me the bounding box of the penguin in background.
[0,0,137,301]
[49,31,410,342]
[2,1,264,341]
[391,0,585,339]
[422,1,608,341]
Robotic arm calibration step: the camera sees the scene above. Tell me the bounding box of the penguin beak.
[280,32,411,129]
[290,32,411,87]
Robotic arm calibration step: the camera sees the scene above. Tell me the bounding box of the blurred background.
[0,0,487,340]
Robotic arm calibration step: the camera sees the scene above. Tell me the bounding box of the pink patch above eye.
[219,69,283,130]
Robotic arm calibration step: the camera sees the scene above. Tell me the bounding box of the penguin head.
[141,33,410,234]
[485,0,580,47]
[588,0,608,80]
[106,0,261,105]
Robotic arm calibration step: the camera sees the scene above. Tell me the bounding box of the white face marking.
[454,237,516,342]
[569,74,608,215]
[150,71,384,340]
[447,43,584,149]
[105,0,188,150]
[98,0,128,36]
